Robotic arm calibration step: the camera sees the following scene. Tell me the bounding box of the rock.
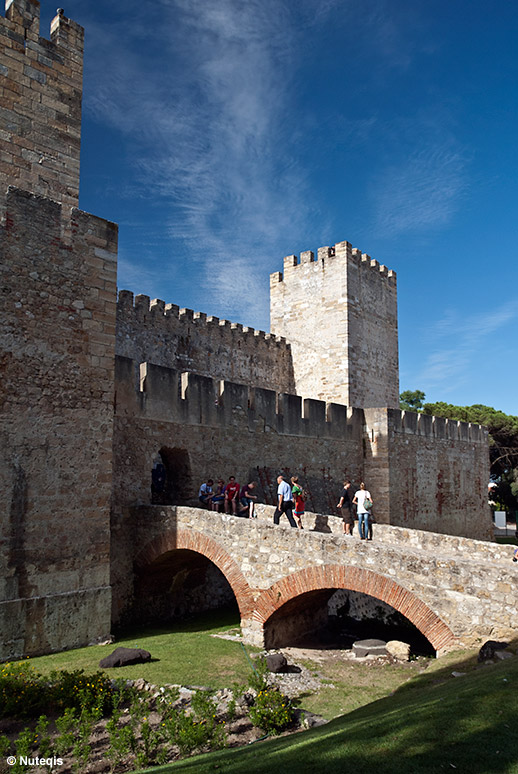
[352,639,387,658]
[133,678,148,690]
[266,653,289,673]
[495,650,513,661]
[386,640,411,661]
[477,641,508,662]
[99,646,151,668]
[451,671,466,678]
[298,710,328,729]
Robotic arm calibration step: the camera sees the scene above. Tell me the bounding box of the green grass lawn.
[26,609,258,689]
[137,647,518,774]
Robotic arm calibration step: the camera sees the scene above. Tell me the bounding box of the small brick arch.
[134,528,255,619]
[253,564,456,651]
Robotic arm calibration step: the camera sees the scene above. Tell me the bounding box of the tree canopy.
[399,389,425,412]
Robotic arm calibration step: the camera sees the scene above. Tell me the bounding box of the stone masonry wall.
[363,408,492,541]
[116,290,295,394]
[0,186,117,659]
[270,240,399,408]
[0,2,83,209]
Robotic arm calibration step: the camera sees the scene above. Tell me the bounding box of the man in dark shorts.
[337,480,354,536]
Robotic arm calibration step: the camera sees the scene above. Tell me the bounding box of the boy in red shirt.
[224,476,240,515]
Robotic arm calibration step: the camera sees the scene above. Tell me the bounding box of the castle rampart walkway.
[131,506,518,654]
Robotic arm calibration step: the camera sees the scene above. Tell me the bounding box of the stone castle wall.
[270,240,399,408]
[0,1,83,209]
[0,186,117,659]
[116,290,295,393]
[363,408,492,541]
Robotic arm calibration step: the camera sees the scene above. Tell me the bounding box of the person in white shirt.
[273,475,297,528]
[352,482,373,540]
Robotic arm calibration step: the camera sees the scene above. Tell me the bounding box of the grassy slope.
[140,648,518,774]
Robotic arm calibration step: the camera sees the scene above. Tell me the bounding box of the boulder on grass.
[386,640,411,661]
[477,640,508,663]
[99,647,151,668]
[265,653,289,673]
[352,639,387,658]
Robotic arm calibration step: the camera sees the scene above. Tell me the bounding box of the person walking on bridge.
[353,482,373,540]
[273,474,297,528]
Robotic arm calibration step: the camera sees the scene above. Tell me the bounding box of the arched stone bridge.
[131,505,518,654]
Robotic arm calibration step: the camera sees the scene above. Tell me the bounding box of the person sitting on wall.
[198,479,214,508]
[239,481,258,518]
[211,479,226,512]
[337,480,354,536]
[224,476,240,515]
[291,476,305,529]
[273,474,297,528]
[352,482,373,541]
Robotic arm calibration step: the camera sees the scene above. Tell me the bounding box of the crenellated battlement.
[115,356,362,440]
[397,408,486,443]
[117,290,287,347]
[270,239,397,286]
[115,356,487,446]
[1,2,84,209]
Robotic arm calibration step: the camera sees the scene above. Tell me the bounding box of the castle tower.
[0,1,117,658]
[270,240,399,408]
[0,0,83,208]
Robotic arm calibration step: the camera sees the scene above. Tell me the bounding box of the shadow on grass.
[138,641,518,774]
[114,607,241,640]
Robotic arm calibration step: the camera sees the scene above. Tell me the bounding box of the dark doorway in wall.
[152,447,192,505]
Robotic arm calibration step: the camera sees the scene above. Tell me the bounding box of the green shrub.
[162,689,226,755]
[50,669,113,715]
[249,688,295,735]
[0,661,46,719]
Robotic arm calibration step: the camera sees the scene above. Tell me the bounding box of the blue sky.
[39,0,518,413]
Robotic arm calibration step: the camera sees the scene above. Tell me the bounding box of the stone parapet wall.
[130,506,518,651]
[116,291,295,394]
[0,187,117,659]
[270,240,399,408]
[0,2,83,209]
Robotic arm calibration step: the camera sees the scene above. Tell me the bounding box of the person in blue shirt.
[273,474,297,528]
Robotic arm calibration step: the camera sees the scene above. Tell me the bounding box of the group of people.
[198,477,258,518]
[336,480,374,540]
[198,473,374,539]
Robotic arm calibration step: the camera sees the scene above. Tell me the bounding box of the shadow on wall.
[152,447,192,505]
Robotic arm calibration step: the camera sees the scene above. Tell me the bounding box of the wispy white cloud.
[372,143,467,236]
[80,0,341,328]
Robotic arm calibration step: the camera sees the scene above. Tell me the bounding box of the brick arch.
[254,564,456,651]
[134,528,255,619]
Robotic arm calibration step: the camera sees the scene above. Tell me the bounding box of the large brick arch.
[254,565,456,651]
[134,528,255,618]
